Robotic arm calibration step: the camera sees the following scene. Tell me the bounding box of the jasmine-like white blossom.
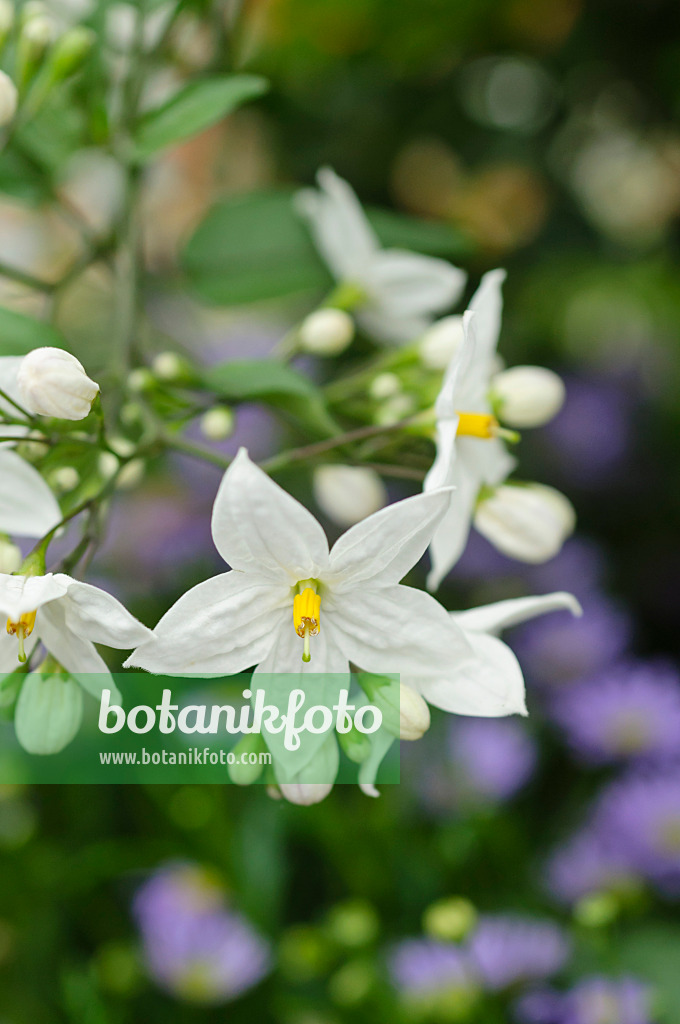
[16,347,99,420]
[424,270,516,591]
[296,168,466,344]
[127,448,529,726]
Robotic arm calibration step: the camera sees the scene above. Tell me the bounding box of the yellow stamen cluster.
[293,587,320,663]
[456,412,497,439]
[6,610,37,664]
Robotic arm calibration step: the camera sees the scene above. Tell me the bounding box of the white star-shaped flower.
[296,168,466,344]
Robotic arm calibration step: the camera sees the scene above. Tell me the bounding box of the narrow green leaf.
[133,75,269,159]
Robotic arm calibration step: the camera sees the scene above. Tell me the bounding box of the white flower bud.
[20,14,55,51]
[15,673,83,755]
[0,0,14,37]
[200,406,235,441]
[17,348,99,420]
[115,458,145,490]
[108,435,136,457]
[0,538,22,574]
[474,483,576,563]
[369,372,401,400]
[98,451,120,479]
[127,367,154,392]
[313,465,387,527]
[0,70,17,127]
[152,351,184,381]
[373,393,415,426]
[279,782,334,806]
[299,308,355,356]
[419,315,465,370]
[50,466,80,492]
[492,366,565,428]
[398,683,431,740]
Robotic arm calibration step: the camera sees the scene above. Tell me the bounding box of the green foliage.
[0,307,66,355]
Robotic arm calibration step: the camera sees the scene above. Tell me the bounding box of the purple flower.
[511,595,632,687]
[550,661,680,764]
[447,717,538,803]
[133,863,271,1004]
[592,768,680,894]
[545,827,640,905]
[515,978,653,1024]
[388,939,476,998]
[467,915,570,991]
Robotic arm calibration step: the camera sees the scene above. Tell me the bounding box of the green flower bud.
[46,26,95,82]
[423,897,478,942]
[325,899,379,948]
[227,733,267,786]
[14,672,83,755]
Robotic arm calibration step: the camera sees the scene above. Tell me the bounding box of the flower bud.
[474,483,576,563]
[228,733,266,786]
[200,406,235,441]
[15,673,83,754]
[50,466,80,492]
[279,782,334,806]
[369,372,401,400]
[17,347,99,420]
[423,897,477,942]
[419,315,465,370]
[313,465,387,527]
[0,537,22,574]
[98,451,120,479]
[359,674,430,740]
[127,367,155,393]
[18,14,55,74]
[115,458,145,490]
[397,683,431,740]
[151,351,185,381]
[299,308,354,355]
[0,0,14,45]
[0,70,17,126]
[373,393,415,426]
[492,365,565,428]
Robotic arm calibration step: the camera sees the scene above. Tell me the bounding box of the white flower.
[474,483,576,563]
[492,365,565,428]
[0,573,152,685]
[296,168,466,344]
[313,465,387,527]
[16,347,99,420]
[0,69,18,128]
[127,448,529,717]
[299,308,355,355]
[424,270,516,590]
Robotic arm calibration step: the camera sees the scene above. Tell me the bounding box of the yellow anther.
[293,587,320,663]
[6,610,37,664]
[456,412,497,439]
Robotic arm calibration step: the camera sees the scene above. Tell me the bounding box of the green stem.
[0,260,54,293]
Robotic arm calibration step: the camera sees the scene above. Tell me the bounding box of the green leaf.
[182,189,332,305]
[133,74,269,160]
[203,359,340,438]
[367,207,472,259]
[0,307,66,355]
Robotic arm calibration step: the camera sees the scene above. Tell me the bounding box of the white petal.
[37,602,122,701]
[415,631,527,717]
[423,417,460,493]
[0,449,62,538]
[0,356,26,411]
[467,268,506,367]
[357,307,432,345]
[125,572,289,675]
[254,613,350,677]
[433,310,477,420]
[0,572,69,620]
[0,629,36,673]
[295,167,377,280]
[363,249,466,320]
[452,592,582,636]
[58,579,153,648]
[327,584,473,683]
[211,448,329,583]
[426,456,478,591]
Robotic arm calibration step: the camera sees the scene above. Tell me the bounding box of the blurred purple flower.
[550,661,680,764]
[544,375,633,487]
[593,768,680,894]
[388,939,475,997]
[545,827,640,905]
[467,914,570,991]
[515,977,652,1024]
[133,863,271,1004]
[510,594,632,686]
[526,537,607,601]
[447,717,538,803]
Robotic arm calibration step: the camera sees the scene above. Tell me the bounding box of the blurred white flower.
[474,483,576,563]
[17,347,99,420]
[299,308,355,355]
[313,464,387,526]
[419,315,465,370]
[492,365,565,428]
[424,270,516,590]
[296,168,466,344]
[0,70,18,127]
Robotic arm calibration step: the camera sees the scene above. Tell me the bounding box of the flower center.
[6,610,37,664]
[456,411,519,443]
[293,581,320,663]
